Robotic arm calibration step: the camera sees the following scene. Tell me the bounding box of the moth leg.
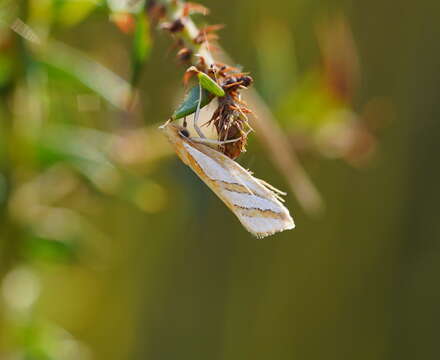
[189,137,239,145]
[193,84,206,139]
[189,130,251,146]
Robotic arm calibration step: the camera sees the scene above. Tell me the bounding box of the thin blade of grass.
[41,40,132,110]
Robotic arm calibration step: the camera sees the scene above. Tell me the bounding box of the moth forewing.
[162,123,295,238]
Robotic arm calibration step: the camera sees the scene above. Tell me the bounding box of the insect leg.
[193,83,206,138]
[189,130,251,146]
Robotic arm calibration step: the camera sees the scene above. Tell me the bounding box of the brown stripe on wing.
[216,181,251,194]
[234,206,287,220]
[182,145,211,181]
[191,141,276,198]
[216,179,272,200]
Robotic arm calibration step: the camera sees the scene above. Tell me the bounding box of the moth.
[161,122,295,238]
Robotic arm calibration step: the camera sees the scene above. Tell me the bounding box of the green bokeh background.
[1,0,439,359]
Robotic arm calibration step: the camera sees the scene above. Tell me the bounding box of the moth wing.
[180,139,295,238]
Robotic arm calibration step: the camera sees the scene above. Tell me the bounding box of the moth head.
[160,121,190,151]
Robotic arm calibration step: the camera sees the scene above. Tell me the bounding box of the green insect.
[171,66,225,139]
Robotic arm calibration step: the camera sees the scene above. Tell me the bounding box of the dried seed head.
[240,75,253,88]
[194,24,224,44]
[177,47,193,63]
[222,75,254,92]
[208,96,251,159]
[110,13,136,34]
[183,2,210,17]
[147,0,167,24]
[183,66,199,86]
[161,18,185,33]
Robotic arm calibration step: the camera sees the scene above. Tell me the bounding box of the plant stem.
[158,0,323,214]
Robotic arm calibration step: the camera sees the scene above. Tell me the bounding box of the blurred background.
[0,0,439,359]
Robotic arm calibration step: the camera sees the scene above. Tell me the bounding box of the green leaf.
[197,71,225,97]
[24,235,78,263]
[29,0,103,27]
[172,85,214,120]
[131,12,151,85]
[0,55,14,89]
[41,41,132,110]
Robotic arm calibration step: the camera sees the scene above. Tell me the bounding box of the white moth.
[161,122,295,238]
